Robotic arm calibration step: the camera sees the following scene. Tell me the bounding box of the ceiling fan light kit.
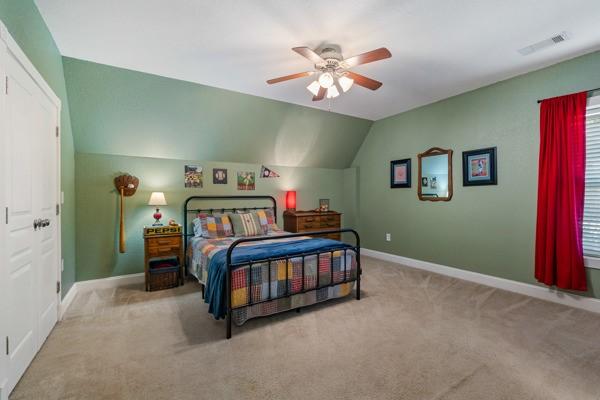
[307,80,321,96]
[338,75,354,92]
[268,45,391,102]
[327,85,340,99]
[318,72,334,88]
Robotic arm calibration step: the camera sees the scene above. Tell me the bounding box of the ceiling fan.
[267,46,392,101]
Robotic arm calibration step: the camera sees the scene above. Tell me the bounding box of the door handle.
[33,219,51,230]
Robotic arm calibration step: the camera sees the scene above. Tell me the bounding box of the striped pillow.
[229,212,262,237]
[198,213,233,238]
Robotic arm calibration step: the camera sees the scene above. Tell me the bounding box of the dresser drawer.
[321,215,340,223]
[320,221,340,229]
[147,245,180,258]
[147,236,180,247]
[313,233,341,241]
[298,216,320,224]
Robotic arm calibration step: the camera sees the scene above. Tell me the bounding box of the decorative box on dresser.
[283,210,342,240]
[143,226,184,291]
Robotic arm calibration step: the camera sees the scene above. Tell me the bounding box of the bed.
[184,195,361,339]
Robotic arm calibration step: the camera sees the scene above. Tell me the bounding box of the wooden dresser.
[283,210,342,240]
[143,230,184,291]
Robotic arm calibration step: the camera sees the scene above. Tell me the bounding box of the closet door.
[5,50,38,394]
[33,82,59,347]
[4,47,60,394]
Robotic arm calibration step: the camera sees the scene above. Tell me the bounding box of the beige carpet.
[10,257,600,400]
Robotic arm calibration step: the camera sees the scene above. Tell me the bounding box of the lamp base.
[152,208,163,226]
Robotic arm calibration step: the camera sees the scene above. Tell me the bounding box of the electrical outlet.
[385,233,391,242]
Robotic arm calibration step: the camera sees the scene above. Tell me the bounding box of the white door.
[4,46,60,395]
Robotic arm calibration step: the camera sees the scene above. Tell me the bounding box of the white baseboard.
[74,272,145,292]
[362,248,600,314]
[58,273,145,319]
[0,378,7,400]
[59,283,78,320]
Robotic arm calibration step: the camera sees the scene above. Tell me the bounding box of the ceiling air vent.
[518,32,570,56]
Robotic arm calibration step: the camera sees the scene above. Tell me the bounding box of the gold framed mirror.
[418,147,453,201]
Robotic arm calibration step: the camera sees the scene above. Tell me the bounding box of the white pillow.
[192,217,203,237]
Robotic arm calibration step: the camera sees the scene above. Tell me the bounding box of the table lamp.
[148,192,167,226]
[286,190,296,211]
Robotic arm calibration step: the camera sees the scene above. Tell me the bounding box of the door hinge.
[5,337,8,355]
[55,126,59,137]
[4,207,7,224]
[56,281,61,294]
[56,204,60,216]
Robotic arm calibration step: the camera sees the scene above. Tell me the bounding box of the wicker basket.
[148,268,179,291]
[148,257,180,291]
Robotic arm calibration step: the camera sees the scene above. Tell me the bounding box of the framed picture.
[390,159,411,188]
[421,177,428,187]
[237,171,255,190]
[184,165,203,188]
[462,147,497,186]
[430,176,437,189]
[319,199,330,212]
[213,168,227,184]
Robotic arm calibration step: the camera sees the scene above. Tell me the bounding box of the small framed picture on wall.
[390,159,411,188]
[462,147,497,186]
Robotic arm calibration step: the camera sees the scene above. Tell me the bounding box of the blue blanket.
[205,238,351,319]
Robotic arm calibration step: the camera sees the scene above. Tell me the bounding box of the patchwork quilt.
[187,232,357,325]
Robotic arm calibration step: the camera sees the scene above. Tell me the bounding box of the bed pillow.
[198,213,233,238]
[192,217,204,237]
[228,212,262,237]
[254,209,282,234]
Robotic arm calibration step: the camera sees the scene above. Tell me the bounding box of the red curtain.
[535,92,588,291]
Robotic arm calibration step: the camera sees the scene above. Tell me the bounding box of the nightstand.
[283,210,342,240]
[143,228,184,291]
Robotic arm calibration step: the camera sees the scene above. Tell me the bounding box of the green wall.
[75,153,354,280]
[63,57,373,169]
[64,57,372,281]
[0,0,76,296]
[353,50,600,297]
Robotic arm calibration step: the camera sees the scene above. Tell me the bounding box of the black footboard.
[225,229,361,339]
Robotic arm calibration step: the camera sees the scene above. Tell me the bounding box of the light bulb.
[326,85,339,99]
[306,80,321,96]
[318,72,334,88]
[338,76,354,92]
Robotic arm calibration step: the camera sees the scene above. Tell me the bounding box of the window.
[583,95,600,261]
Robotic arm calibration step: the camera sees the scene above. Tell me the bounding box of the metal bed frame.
[183,195,361,339]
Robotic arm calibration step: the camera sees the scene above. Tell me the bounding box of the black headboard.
[183,195,277,257]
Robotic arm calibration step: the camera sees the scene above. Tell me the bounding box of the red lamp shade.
[286,191,296,210]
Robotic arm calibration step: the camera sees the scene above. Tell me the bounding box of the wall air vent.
[518,32,569,56]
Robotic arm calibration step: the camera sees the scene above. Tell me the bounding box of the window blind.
[583,98,600,257]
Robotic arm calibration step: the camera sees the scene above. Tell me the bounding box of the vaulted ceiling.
[36,0,600,120]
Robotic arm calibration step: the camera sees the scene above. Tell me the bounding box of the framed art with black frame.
[462,147,497,186]
[390,159,411,188]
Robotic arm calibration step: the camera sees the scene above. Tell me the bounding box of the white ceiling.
[36,0,600,121]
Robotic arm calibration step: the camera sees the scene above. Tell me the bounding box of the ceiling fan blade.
[345,71,383,90]
[292,47,325,64]
[341,47,391,69]
[266,71,314,84]
[312,86,326,101]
